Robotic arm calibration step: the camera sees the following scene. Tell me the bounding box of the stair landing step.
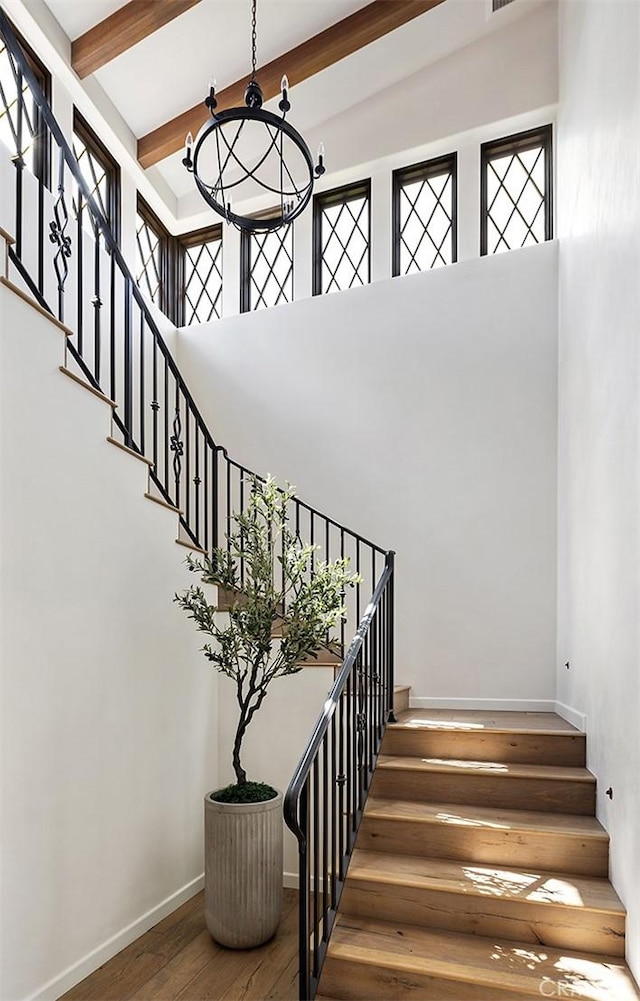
[376,755,594,783]
[323,915,640,1000]
[346,849,624,914]
[391,708,580,734]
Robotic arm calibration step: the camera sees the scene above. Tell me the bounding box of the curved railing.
[0,8,391,647]
[0,13,396,997]
[284,552,395,999]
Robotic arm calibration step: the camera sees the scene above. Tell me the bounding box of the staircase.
[317,709,640,1000]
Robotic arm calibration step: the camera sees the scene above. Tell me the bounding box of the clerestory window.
[481,125,553,256]
[73,109,120,239]
[392,153,457,276]
[0,19,49,183]
[240,219,294,313]
[313,180,371,296]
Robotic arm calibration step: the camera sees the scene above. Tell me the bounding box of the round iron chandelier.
[182,0,325,233]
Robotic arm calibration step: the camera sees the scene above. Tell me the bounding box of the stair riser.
[382,729,586,767]
[370,769,596,815]
[393,688,410,714]
[341,881,626,957]
[320,957,538,1000]
[358,817,609,877]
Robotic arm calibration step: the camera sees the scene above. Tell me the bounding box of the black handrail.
[284,551,395,1000]
[1,19,397,995]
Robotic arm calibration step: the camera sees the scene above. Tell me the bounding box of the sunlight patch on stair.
[461,866,585,905]
[552,956,637,1000]
[402,717,485,729]
[436,811,510,829]
[490,942,548,971]
[422,757,508,771]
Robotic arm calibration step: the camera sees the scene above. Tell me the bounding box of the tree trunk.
[232,715,248,785]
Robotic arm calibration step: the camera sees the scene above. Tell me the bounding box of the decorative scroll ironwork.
[49,183,72,292]
[170,409,183,486]
[1,45,396,999]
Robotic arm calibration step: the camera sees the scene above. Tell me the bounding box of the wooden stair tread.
[376,754,595,783]
[327,915,640,1000]
[391,708,580,735]
[346,849,625,914]
[364,797,608,839]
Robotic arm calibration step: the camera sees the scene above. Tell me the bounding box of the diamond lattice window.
[0,28,48,178]
[393,154,457,276]
[481,126,553,256]
[182,228,223,324]
[136,208,164,307]
[313,181,370,295]
[241,223,293,312]
[72,111,118,235]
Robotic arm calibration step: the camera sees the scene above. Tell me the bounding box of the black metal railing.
[0,7,389,648]
[0,19,396,994]
[284,552,395,1000]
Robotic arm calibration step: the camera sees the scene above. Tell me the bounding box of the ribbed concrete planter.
[204,790,283,949]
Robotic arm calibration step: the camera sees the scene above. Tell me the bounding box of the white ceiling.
[39,0,549,212]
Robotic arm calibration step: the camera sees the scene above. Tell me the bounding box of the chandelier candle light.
[183,0,325,233]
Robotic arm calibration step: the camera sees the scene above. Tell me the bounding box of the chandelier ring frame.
[192,106,315,234]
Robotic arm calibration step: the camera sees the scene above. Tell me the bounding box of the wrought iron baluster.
[92,233,102,384]
[49,150,72,322]
[138,309,145,453]
[170,390,184,508]
[151,332,159,471]
[109,252,116,401]
[185,408,190,526]
[194,423,201,546]
[76,188,83,353]
[13,61,24,256]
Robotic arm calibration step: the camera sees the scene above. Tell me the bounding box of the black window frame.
[135,194,173,317]
[136,199,224,325]
[73,108,121,242]
[240,209,294,314]
[0,17,51,185]
[178,223,223,326]
[312,179,371,296]
[392,152,457,277]
[480,124,553,257]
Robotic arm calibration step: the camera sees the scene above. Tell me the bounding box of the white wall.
[0,281,218,1001]
[556,0,640,982]
[178,242,559,710]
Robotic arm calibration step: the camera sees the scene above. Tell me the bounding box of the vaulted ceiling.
[37,0,547,213]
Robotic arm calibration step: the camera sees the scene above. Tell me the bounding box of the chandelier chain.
[250,0,257,81]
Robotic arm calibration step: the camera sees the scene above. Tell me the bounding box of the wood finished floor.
[60,889,299,1001]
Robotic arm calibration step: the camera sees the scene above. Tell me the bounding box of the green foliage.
[210,782,278,804]
[175,475,360,786]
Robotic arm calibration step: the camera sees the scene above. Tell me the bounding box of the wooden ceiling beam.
[72,0,203,79]
[137,0,446,169]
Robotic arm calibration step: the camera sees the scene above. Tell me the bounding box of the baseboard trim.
[409,697,557,713]
[283,871,299,890]
[554,701,587,732]
[27,874,204,1001]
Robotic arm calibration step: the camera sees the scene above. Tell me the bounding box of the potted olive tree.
[175,476,358,948]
